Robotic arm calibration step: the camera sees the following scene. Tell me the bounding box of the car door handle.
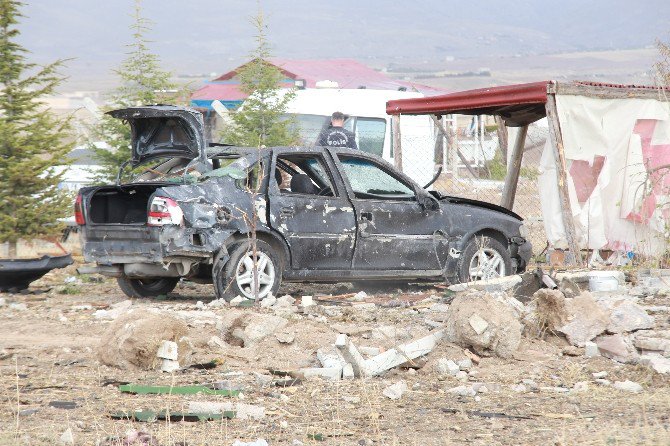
[280,207,294,218]
[360,212,373,222]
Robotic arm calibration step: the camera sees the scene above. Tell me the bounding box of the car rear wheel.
[117,276,179,298]
[213,240,282,301]
[457,235,512,283]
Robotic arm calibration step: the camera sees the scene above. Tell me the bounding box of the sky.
[15,0,670,87]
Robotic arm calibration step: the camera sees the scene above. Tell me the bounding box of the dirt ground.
[1,263,670,446]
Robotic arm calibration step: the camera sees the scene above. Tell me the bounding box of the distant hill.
[17,0,670,85]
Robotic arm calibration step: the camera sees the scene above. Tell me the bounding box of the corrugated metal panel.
[385,81,551,116]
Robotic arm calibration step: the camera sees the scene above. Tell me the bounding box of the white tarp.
[538,94,670,256]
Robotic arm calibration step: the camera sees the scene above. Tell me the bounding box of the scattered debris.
[188,401,265,420]
[584,341,599,358]
[436,358,460,377]
[97,310,190,370]
[441,407,534,420]
[0,254,73,291]
[557,293,608,347]
[111,409,234,422]
[444,293,522,358]
[596,334,639,364]
[59,428,74,445]
[613,380,643,393]
[383,380,407,400]
[157,340,180,372]
[352,291,368,301]
[607,301,654,333]
[232,439,269,446]
[48,401,78,410]
[98,431,158,446]
[639,353,670,374]
[118,384,239,396]
[336,330,444,377]
[230,296,245,307]
[220,311,289,347]
[275,329,296,344]
[93,299,132,320]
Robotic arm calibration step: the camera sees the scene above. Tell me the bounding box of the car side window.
[338,156,414,200]
[274,154,335,197]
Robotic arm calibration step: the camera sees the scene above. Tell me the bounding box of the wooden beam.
[392,114,403,171]
[545,94,582,266]
[429,114,479,178]
[555,82,670,101]
[494,115,508,165]
[500,124,528,210]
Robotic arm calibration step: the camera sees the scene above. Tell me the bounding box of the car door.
[334,153,448,271]
[268,149,356,270]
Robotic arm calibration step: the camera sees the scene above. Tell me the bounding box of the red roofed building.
[190,58,442,110]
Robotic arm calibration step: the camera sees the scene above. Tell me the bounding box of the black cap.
[331,111,345,120]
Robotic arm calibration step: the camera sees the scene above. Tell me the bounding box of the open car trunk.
[87,184,166,225]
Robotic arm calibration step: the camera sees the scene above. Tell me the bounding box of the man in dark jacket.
[317,111,358,149]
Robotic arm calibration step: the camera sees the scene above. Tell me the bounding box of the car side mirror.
[416,189,440,211]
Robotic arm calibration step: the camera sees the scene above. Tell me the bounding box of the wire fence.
[397,114,547,255]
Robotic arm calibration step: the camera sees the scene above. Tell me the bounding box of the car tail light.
[148,196,184,226]
[74,193,85,225]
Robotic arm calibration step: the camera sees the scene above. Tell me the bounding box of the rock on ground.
[97,310,191,370]
[444,293,522,358]
[558,293,609,346]
[634,330,670,355]
[219,310,288,347]
[383,381,407,400]
[613,380,643,393]
[596,333,639,364]
[640,353,670,374]
[607,301,654,333]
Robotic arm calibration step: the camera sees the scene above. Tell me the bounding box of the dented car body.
[77,105,531,300]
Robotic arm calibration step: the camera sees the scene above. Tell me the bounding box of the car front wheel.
[457,235,512,283]
[213,240,282,301]
[117,276,179,298]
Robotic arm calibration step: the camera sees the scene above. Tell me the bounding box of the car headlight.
[518,223,529,239]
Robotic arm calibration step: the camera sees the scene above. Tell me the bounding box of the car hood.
[107,105,207,167]
[440,195,522,220]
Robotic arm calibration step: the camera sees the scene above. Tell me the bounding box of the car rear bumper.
[81,225,229,265]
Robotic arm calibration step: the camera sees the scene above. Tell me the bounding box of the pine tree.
[0,0,73,257]
[222,9,299,147]
[91,0,180,182]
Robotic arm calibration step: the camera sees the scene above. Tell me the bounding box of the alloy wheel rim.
[235,251,275,299]
[468,248,505,281]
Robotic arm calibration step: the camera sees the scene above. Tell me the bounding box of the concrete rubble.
[443,293,522,358]
[5,263,670,444]
[383,380,408,399]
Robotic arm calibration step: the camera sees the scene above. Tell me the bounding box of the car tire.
[457,235,512,283]
[213,240,282,301]
[117,276,179,298]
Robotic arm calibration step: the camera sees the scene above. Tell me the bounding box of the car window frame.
[269,150,341,199]
[333,151,420,203]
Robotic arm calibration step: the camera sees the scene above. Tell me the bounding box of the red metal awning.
[386,81,552,127]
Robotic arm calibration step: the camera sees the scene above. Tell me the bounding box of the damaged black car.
[76,105,532,300]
